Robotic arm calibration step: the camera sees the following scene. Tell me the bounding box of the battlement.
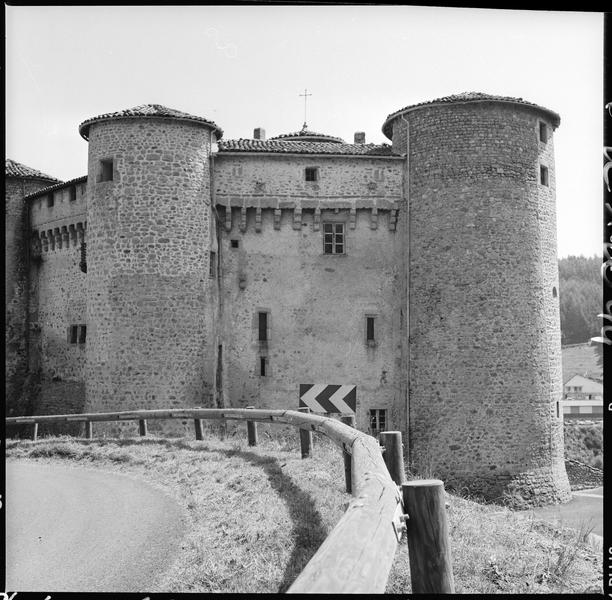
[216,203,399,233]
[28,176,87,229]
[32,221,87,255]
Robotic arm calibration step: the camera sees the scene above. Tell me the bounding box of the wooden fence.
[6,408,454,594]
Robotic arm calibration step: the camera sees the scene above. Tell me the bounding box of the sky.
[5,6,604,258]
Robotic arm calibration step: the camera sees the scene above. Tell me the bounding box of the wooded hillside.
[558,255,602,345]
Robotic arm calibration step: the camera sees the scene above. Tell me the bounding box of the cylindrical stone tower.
[78,105,222,432]
[5,159,60,416]
[383,92,571,504]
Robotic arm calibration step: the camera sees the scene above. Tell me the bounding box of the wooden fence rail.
[6,408,454,594]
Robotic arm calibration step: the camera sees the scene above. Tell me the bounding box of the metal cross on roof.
[299,88,312,128]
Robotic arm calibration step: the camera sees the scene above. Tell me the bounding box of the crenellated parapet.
[216,199,400,233]
[33,221,87,254]
[27,176,88,229]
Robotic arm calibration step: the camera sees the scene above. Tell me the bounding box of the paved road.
[528,487,603,537]
[5,461,187,592]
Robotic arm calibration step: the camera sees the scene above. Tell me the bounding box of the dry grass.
[387,493,602,594]
[6,428,603,594]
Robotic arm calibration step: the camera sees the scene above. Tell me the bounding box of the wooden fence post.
[85,421,93,439]
[32,422,38,441]
[401,479,454,594]
[340,414,356,494]
[194,418,204,441]
[246,406,258,446]
[380,431,406,485]
[139,419,147,437]
[298,406,313,458]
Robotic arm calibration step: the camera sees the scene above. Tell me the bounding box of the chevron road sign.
[299,384,357,414]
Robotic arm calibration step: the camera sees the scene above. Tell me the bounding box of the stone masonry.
[5,93,571,503]
[385,98,570,503]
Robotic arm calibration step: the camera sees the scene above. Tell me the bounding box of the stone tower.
[383,92,571,503]
[78,105,223,430]
[5,159,60,416]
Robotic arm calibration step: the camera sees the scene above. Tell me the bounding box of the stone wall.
[25,181,89,420]
[564,458,603,490]
[390,101,570,502]
[30,242,88,381]
[6,176,60,416]
[215,152,405,431]
[215,207,405,432]
[84,117,217,431]
[214,153,403,200]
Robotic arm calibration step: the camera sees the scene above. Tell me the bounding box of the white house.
[561,374,603,419]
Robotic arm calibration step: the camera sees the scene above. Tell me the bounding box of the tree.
[558,255,602,345]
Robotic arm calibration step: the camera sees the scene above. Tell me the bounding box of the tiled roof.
[217,139,398,156]
[24,175,88,201]
[78,104,223,140]
[6,158,61,182]
[382,92,561,139]
[270,124,344,143]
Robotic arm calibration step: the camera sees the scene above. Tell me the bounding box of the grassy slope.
[6,431,603,594]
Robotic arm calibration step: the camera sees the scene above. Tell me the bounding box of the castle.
[5,92,572,503]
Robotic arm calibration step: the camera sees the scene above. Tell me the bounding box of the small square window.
[47,193,54,208]
[99,159,114,182]
[539,122,548,143]
[540,165,549,186]
[231,239,239,249]
[323,222,345,254]
[369,409,387,434]
[305,167,319,182]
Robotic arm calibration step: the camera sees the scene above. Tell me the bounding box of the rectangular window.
[209,251,217,278]
[539,121,548,143]
[231,239,240,249]
[99,159,114,182]
[69,186,77,202]
[540,165,549,186]
[369,409,387,434]
[69,325,78,344]
[366,316,375,343]
[260,356,267,377]
[305,167,319,182]
[47,193,54,208]
[323,222,345,255]
[78,325,87,344]
[258,312,268,341]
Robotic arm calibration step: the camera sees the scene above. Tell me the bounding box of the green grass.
[6,429,603,594]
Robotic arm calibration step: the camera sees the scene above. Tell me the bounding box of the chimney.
[354,131,366,144]
[254,127,266,141]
